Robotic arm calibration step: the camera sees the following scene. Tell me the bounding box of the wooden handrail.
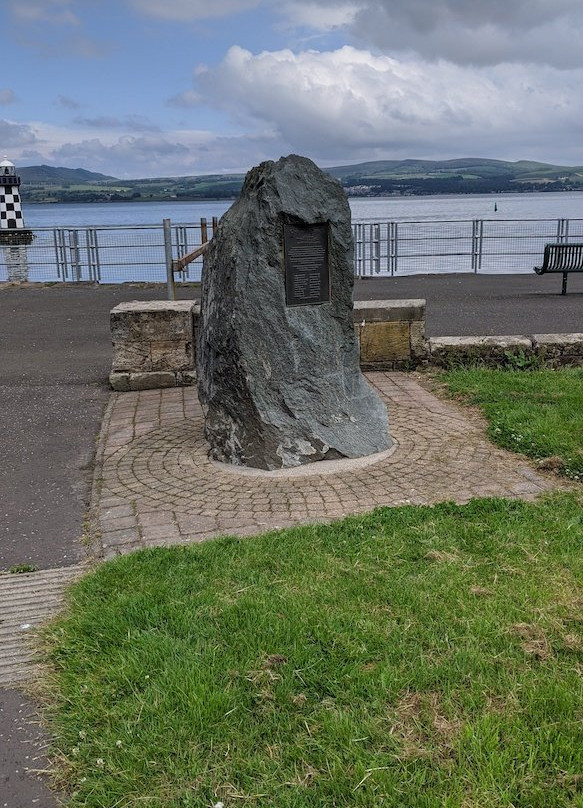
[172,240,210,274]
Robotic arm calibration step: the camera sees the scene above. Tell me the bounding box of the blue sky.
[3,0,583,178]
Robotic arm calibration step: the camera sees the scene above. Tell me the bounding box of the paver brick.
[93,372,565,555]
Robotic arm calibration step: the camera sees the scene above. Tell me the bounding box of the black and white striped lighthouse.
[0,157,32,244]
[0,157,32,281]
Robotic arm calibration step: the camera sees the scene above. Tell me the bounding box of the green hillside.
[17,158,583,203]
[19,164,115,184]
[326,158,583,195]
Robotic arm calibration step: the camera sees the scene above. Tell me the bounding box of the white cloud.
[72,115,160,132]
[295,0,583,68]
[279,2,358,31]
[3,116,287,177]
[7,0,80,25]
[7,1,108,59]
[0,90,17,105]
[50,131,285,177]
[0,119,39,149]
[55,95,82,110]
[127,0,261,21]
[167,89,202,108]
[194,45,583,163]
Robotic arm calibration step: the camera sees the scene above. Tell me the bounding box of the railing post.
[557,218,569,243]
[163,218,175,300]
[53,228,66,280]
[86,228,101,282]
[389,222,398,275]
[471,219,483,273]
[372,223,380,274]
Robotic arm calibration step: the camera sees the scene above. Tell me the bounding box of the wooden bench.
[534,243,583,294]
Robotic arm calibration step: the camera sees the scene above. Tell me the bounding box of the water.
[24,191,583,228]
[7,192,583,283]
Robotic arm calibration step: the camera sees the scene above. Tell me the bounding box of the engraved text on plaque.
[284,222,329,306]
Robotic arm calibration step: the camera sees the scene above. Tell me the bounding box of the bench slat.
[539,243,583,272]
[534,242,583,293]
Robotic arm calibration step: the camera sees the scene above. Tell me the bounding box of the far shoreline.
[24,187,583,205]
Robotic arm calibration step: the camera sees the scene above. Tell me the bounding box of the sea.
[23,191,583,228]
[6,191,583,282]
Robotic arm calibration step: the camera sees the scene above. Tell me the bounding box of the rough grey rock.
[198,154,391,470]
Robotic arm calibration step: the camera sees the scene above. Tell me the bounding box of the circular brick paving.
[97,375,556,557]
[104,403,531,515]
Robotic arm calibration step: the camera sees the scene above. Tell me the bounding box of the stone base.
[110,370,196,391]
[533,333,583,366]
[110,298,429,391]
[354,299,427,368]
[429,336,533,367]
[110,300,198,390]
[429,334,583,367]
[0,229,33,247]
[108,301,583,392]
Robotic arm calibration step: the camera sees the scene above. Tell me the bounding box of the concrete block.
[110,301,198,386]
[353,299,426,323]
[358,321,411,363]
[111,340,151,372]
[110,300,195,342]
[149,340,194,371]
[410,321,428,357]
[129,372,176,391]
[109,372,131,392]
[429,335,533,366]
[177,370,197,386]
[533,333,583,366]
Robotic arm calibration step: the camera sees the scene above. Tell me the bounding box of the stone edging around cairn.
[108,299,583,391]
[428,333,583,368]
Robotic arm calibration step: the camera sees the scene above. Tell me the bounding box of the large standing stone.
[198,154,391,470]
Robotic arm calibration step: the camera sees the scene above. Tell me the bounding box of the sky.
[3,0,583,178]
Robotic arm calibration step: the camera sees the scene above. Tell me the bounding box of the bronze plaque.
[284,222,329,306]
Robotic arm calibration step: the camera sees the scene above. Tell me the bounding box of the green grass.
[438,368,583,481]
[44,494,583,807]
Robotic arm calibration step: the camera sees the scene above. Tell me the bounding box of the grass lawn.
[44,493,583,808]
[437,368,583,481]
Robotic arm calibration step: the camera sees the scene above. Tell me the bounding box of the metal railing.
[2,216,583,284]
[352,217,583,276]
[0,220,217,285]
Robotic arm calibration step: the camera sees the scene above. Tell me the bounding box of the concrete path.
[0,566,86,687]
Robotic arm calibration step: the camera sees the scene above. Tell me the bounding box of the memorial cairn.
[198,154,392,470]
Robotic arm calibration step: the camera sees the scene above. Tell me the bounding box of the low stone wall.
[110,300,199,391]
[108,300,583,391]
[429,333,583,368]
[109,299,427,390]
[353,299,427,368]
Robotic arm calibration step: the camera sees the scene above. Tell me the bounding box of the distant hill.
[17,158,583,203]
[325,158,583,195]
[19,164,115,184]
